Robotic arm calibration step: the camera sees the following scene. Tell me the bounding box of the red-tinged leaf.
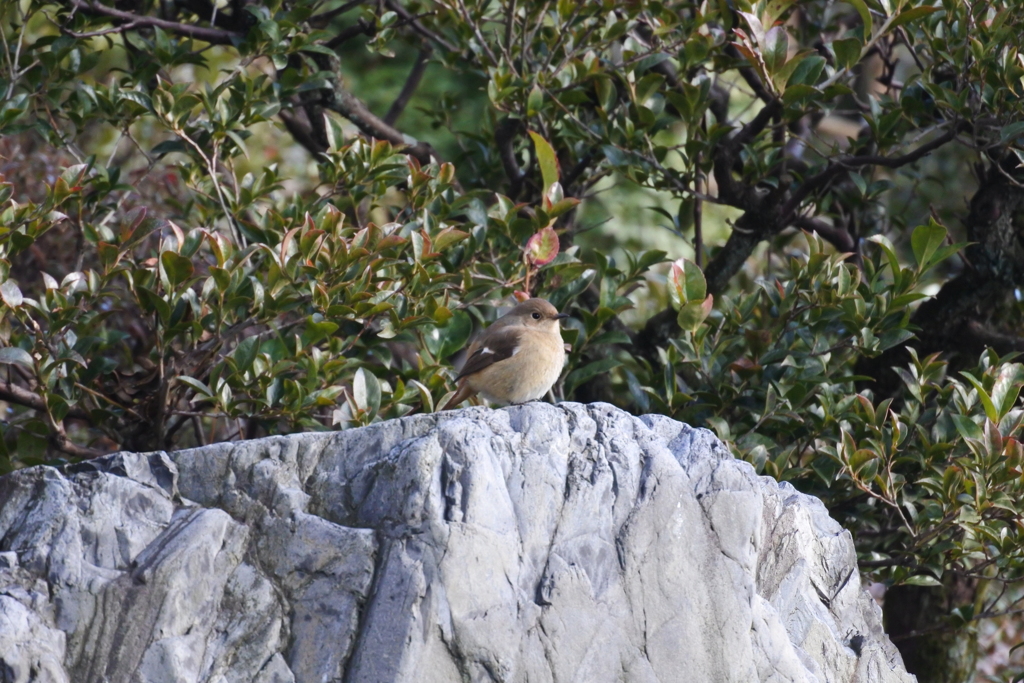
[668,258,707,308]
[543,181,564,211]
[434,227,469,252]
[737,11,765,46]
[121,206,147,243]
[526,227,559,266]
[527,130,560,193]
[513,290,531,302]
[677,296,712,332]
[377,233,408,250]
[280,226,301,266]
[414,229,437,259]
[701,293,714,318]
[167,220,185,252]
[729,356,762,374]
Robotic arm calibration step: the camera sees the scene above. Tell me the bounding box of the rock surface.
[0,402,914,683]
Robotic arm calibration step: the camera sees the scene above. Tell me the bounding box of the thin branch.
[383,47,432,126]
[693,174,704,267]
[68,0,239,45]
[310,0,365,26]
[792,215,856,253]
[324,17,375,48]
[62,21,141,38]
[50,429,104,459]
[382,0,457,53]
[323,87,436,164]
[781,127,957,218]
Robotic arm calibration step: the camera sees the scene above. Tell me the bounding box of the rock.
[0,402,914,682]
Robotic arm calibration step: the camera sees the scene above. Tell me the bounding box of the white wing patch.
[480,347,494,354]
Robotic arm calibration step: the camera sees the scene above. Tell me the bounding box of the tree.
[2,1,1024,679]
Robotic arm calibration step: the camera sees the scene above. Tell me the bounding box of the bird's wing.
[454,326,521,381]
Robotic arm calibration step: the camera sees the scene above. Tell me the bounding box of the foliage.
[3,0,1024,678]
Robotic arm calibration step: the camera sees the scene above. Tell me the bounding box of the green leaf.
[634,73,665,105]
[528,130,560,193]
[900,574,942,587]
[910,221,947,272]
[764,0,798,24]
[832,38,862,71]
[353,367,381,417]
[565,358,622,394]
[847,0,874,37]
[877,328,914,351]
[961,372,1000,423]
[668,258,706,307]
[434,227,469,252]
[952,413,984,441]
[999,121,1024,145]
[678,296,714,333]
[0,346,34,368]
[0,280,23,308]
[763,26,789,75]
[527,85,543,117]
[161,251,195,287]
[177,376,214,397]
[889,6,941,30]
[437,310,473,360]
[233,337,260,373]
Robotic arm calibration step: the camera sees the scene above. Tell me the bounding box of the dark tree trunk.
[883,577,979,683]
[871,164,1024,679]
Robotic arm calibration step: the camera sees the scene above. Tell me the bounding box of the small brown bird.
[442,298,569,410]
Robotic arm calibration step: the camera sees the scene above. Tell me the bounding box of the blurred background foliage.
[2,0,1024,679]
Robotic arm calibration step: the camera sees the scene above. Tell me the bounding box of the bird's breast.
[469,329,566,404]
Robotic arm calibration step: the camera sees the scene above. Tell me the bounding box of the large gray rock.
[0,402,913,683]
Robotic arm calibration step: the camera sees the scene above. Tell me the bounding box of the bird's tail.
[441,381,477,411]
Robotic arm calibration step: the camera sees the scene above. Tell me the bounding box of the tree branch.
[0,380,91,421]
[495,117,525,197]
[781,128,957,218]
[384,47,432,126]
[68,0,239,45]
[323,87,436,164]
[279,110,326,156]
[324,18,375,49]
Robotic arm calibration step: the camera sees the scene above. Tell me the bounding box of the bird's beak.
[554,313,570,320]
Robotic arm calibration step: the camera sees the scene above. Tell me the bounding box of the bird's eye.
[531,312,542,320]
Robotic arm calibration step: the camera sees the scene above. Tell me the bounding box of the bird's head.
[506,298,569,331]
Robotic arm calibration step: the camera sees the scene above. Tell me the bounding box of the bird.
[441,298,569,410]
